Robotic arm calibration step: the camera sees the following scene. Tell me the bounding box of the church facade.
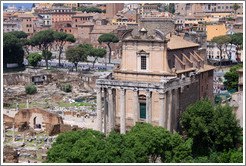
[96,27,215,135]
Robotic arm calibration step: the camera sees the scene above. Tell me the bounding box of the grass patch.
[58,102,93,108]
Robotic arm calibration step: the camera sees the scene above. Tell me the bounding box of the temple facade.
[96,26,215,135]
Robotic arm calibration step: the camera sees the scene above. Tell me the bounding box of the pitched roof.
[18,14,35,18]
[167,35,199,50]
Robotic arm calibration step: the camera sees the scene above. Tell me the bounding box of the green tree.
[211,35,231,68]
[232,3,239,15]
[26,53,43,67]
[181,98,242,157]
[3,32,25,69]
[76,5,87,12]
[223,64,243,91]
[102,9,106,13]
[98,33,119,64]
[85,7,102,13]
[25,83,37,94]
[61,83,72,93]
[181,98,214,156]
[30,30,55,69]
[65,46,87,71]
[211,104,241,152]
[168,3,175,14]
[9,31,28,39]
[54,31,76,67]
[90,48,107,68]
[45,123,192,163]
[42,50,52,69]
[230,33,243,62]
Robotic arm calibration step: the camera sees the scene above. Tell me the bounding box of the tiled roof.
[90,25,119,34]
[167,35,199,50]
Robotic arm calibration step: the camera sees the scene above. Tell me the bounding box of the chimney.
[139,27,147,38]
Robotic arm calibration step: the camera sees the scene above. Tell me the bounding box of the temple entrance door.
[140,103,146,119]
[33,117,42,129]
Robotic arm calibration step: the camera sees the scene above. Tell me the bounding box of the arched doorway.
[33,117,42,129]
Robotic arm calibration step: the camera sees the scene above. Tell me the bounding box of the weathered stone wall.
[199,70,214,102]
[179,81,199,116]
[3,73,31,86]
[3,146,18,163]
[139,18,175,36]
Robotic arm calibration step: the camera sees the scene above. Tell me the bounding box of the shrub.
[61,83,72,93]
[25,83,37,94]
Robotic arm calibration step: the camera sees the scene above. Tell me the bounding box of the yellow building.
[64,3,78,8]
[206,24,228,41]
[39,3,53,9]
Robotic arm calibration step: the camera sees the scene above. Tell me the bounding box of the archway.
[33,116,42,129]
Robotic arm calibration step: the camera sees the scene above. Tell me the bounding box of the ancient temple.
[96,27,215,134]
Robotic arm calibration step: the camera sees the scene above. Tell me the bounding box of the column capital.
[120,88,125,95]
[159,92,166,99]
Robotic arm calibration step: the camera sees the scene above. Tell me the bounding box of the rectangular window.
[141,56,147,70]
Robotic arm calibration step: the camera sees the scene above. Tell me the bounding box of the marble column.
[146,90,152,124]
[133,89,139,125]
[26,99,29,109]
[12,123,15,142]
[104,88,108,135]
[96,87,102,132]
[108,88,113,132]
[113,89,116,128]
[159,92,166,127]
[120,88,126,134]
[174,89,179,133]
[167,90,173,131]
[171,89,177,133]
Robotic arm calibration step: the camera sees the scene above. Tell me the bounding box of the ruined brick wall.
[3,114,14,128]
[3,146,18,163]
[14,108,63,129]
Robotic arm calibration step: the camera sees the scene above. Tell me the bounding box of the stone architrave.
[167,90,173,131]
[133,89,139,125]
[146,90,152,124]
[96,88,102,132]
[159,92,166,127]
[108,88,113,132]
[120,88,126,134]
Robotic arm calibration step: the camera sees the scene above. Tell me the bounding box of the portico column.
[108,88,113,132]
[104,88,108,135]
[133,89,139,125]
[146,90,152,124]
[120,88,126,134]
[171,89,177,133]
[26,99,29,109]
[172,89,179,133]
[159,92,166,127]
[96,87,102,132]
[113,89,116,128]
[167,90,173,131]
